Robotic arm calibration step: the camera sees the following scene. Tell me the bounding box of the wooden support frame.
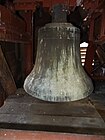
[0,5,31,43]
[0,46,17,96]
[84,0,105,77]
[84,17,95,75]
[14,0,77,11]
[22,11,33,76]
[0,88,105,138]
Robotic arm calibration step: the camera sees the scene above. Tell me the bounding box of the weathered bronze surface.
[24,23,93,102]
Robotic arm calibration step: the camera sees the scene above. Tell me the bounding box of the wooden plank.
[0,46,17,95]
[0,130,105,140]
[95,104,105,121]
[0,114,105,135]
[0,114,105,129]
[0,89,99,117]
[90,94,105,122]
[0,100,100,117]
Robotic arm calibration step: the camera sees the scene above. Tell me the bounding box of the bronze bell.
[24,4,93,102]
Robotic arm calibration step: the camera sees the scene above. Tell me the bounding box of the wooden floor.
[0,88,105,135]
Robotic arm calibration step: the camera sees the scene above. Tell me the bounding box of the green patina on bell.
[24,4,93,102]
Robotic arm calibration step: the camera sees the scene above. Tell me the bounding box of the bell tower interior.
[0,0,105,139]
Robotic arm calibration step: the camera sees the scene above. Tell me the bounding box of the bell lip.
[24,85,93,103]
[24,92,93,103]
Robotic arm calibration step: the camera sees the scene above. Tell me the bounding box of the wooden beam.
[0,5,30,43]
[14,0,77,11]
[0,46,17,95]
[14,3,36,11]
[0,129,105,140]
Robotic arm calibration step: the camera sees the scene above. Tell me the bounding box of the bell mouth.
[24,82,93,102]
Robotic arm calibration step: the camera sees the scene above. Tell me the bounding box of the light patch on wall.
[80,42,88,66]
[80,42,88,48]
